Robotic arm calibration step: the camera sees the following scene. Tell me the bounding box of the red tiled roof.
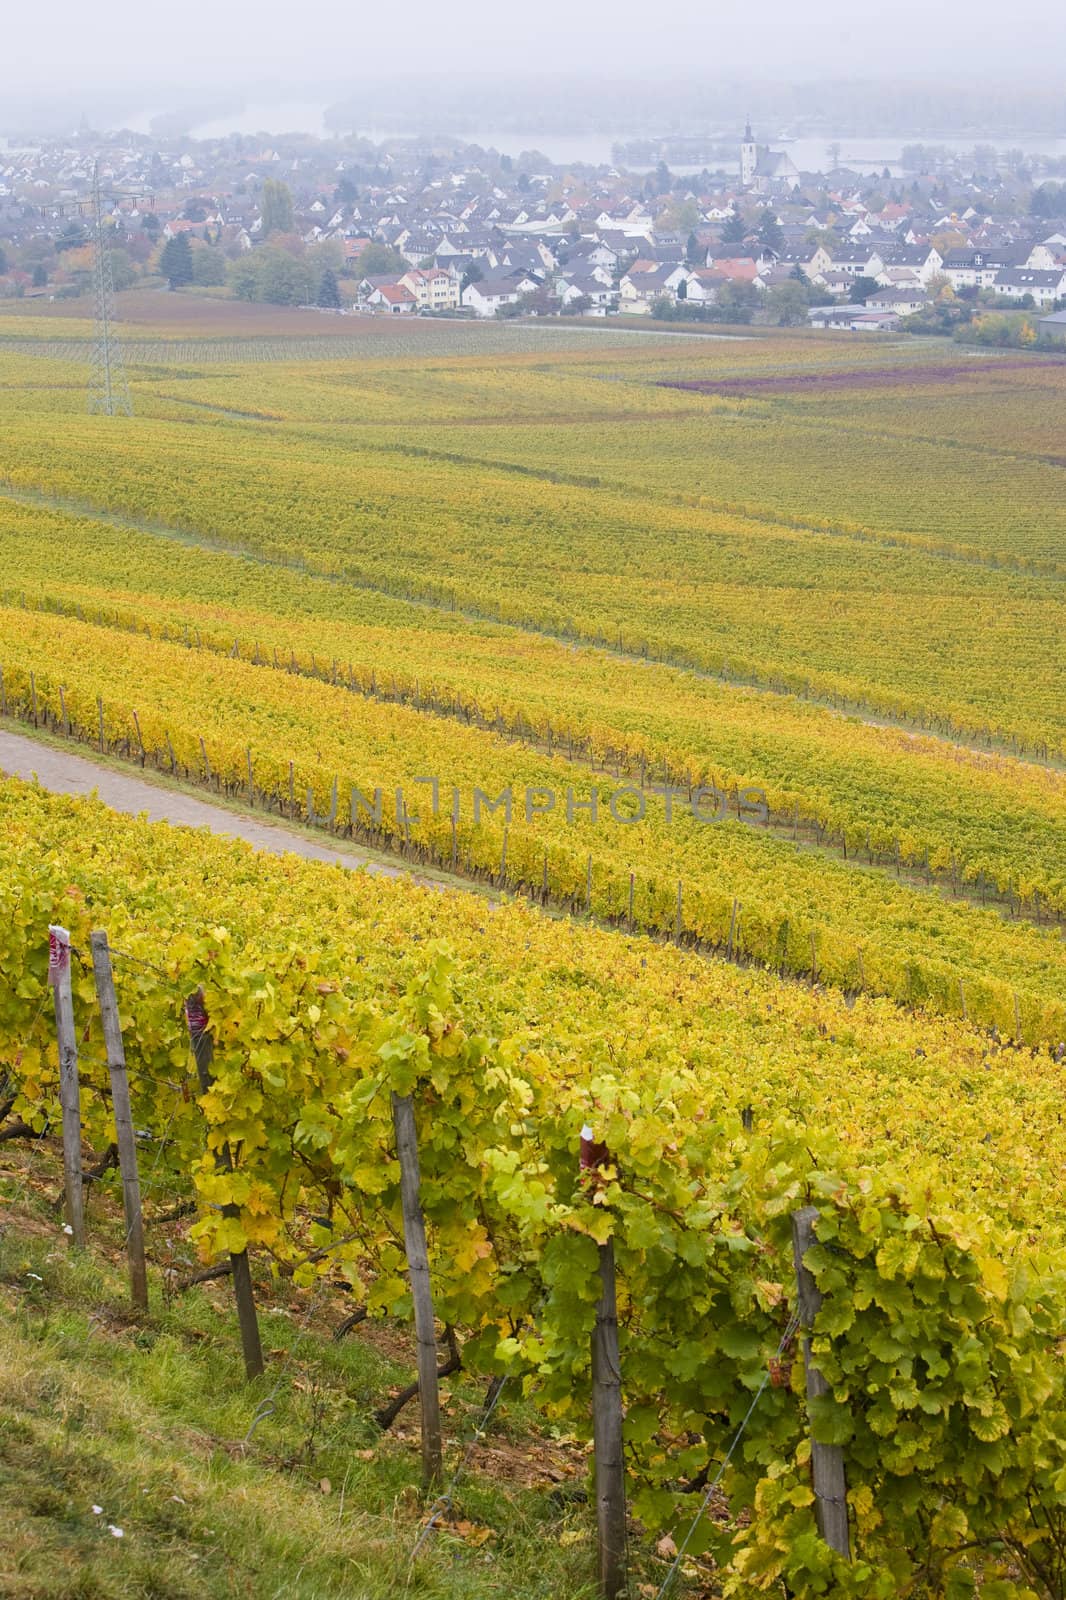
[711,257,758,281]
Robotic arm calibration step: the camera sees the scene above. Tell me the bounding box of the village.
[1,122,1064,337]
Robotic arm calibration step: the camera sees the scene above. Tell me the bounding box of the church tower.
[740,120,757,187]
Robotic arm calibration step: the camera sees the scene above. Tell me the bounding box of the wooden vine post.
[726,897,740,959]
[90,931,148,1309]
[791,1207,851,1559]
[391,1090,443,1489]
[581,1123,626,1600]
[184,988,264,1380]
[48,924,85,1248]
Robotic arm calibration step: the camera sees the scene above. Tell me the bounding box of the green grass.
[0,1149,609,1600]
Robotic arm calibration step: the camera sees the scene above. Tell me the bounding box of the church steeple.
[741,120,758,187]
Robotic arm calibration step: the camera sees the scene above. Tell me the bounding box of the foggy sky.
[6,0,1066,95]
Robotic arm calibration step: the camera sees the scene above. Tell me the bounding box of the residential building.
[775,245,831,280]
[821,246,885,282]
[399,266,461,311]
[365,283,418,314]
[684,269,724,304]
[564,238,618,272]
[1028,241,1066,270]
[1037,309,1066,341]
[941,249,998,290]
[703,255,759,282]
[807,305,901,331]
[559,275,617,310]
[865,286,928,316]
[875,244,942,284]
[617,263,687,312]
[990,269,1066,307]
[462,275,528,316]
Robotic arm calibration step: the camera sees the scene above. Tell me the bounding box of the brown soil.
[2,289,455,339]
[660,355,1066,397]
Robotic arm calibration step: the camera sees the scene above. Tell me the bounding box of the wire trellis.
[653,1310,803,1600]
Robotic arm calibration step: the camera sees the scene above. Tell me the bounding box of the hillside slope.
[0,1144,598,1600]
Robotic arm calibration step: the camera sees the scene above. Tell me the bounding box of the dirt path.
[0,727,438,887]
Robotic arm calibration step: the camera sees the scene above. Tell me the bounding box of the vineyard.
[0,346,1063,760]
[1,310,1065,1597]
[2,592,1064,1043]
[5,775,1066,1598]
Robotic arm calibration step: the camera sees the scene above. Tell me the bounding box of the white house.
[874,245,942,286]
[556,265,613,296]
[865,286,928,316]
[1026,242,1066,271]
[808,305,901,332]
[684,269,723,304]
[462,275,531,316]
[365,283,418,314]
[617,263,688,313]
[941,250,998,291]
[990,269,1066,308]
[560,275,617,310]
[565,239,619,271]
[821,246,885,281]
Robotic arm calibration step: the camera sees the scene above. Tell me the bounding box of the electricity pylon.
[84,161,152,417]
[87,162,131,415]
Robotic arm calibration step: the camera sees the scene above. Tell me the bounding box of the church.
[740,123,801,192]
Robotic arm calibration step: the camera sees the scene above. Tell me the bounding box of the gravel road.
[0,728,433,885]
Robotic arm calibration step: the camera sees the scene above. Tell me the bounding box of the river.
[117,103,1066,175]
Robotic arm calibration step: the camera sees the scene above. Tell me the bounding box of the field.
[1,299,1064,1598]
